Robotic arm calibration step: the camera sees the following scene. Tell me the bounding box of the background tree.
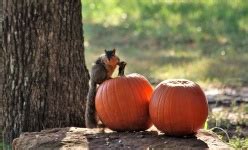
[2,0,89,143]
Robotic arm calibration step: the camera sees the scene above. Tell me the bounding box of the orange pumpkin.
[149,79,208,136]
[95,73,153,131]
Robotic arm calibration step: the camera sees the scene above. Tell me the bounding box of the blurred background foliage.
[82,0,248,87]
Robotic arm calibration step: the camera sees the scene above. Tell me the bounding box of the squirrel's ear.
[112,48,116,54]
[104,49,107,53]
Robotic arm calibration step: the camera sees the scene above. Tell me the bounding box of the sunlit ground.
[85,44,248,87]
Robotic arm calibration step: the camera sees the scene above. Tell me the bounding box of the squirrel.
[85,48,121,128]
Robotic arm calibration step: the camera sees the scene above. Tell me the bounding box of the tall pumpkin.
[149,79,208,136]
[96,73,153,131]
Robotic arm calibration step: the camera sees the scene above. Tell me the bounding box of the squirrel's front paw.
[118,61,127,66]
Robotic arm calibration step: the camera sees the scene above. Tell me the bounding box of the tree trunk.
[0,0,2,43]
[2,0,89,143]
[0,0,3,129]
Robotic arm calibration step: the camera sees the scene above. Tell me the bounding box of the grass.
[0,130,11,150]
[229,137,248,149]
[208,104,248,129]
[207,103,248,148]
[82,0,248,87]
[0,130,3,150]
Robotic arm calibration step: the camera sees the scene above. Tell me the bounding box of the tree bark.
[0,0,2,43]
[2,0,89,143]
[0,0,3,129]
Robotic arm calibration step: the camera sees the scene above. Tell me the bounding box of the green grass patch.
[0,129,3,150]
[82,0,248,87]
[206,104,248,148]
[229,137,248,149]
[0,129,11,150]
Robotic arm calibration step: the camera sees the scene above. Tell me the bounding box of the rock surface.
[12,127,231,150]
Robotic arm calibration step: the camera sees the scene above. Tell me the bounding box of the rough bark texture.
[0,0,4,128]
[0,0,2,42]
[12,127,230,150]
[2,0,89,143]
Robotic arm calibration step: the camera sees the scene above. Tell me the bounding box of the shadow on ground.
[86,131,208,149]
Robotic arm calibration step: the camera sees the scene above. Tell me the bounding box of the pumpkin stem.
[118,61,127,76]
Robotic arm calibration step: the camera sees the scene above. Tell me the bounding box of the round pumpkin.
[95,73,153,131]
[149,79,208,136]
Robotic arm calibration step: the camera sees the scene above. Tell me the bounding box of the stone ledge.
[12,127,231,150]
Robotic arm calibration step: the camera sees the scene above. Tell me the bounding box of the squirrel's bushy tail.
[85,81,98,128]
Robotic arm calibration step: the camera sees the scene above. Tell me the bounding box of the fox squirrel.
[85,49,121,128]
